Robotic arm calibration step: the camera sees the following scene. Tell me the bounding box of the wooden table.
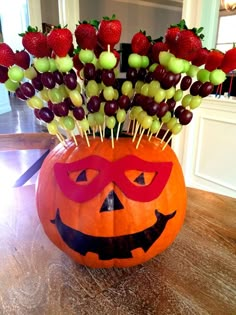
[0,185,235,315]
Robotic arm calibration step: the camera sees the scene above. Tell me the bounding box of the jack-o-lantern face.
[36,136,186,268]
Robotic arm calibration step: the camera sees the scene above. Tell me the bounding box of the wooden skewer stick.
[162,134,173,151]
[84,130,90,147]
[71,131,78,146]
[160,129,170,144]
[75,121,83,138]
[111,128,114,149]
[56,133,66,147]
[136,128,145,149]
[116,122,121,140]
[99,125,103,142]
[155,122,164,138]
[132,122,140,142]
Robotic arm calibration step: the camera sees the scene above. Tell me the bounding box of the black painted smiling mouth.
[51,209,176,260]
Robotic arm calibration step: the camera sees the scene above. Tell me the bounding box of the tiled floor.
[0,94,47,187]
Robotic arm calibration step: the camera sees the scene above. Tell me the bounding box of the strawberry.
[98,14,122,49]
[74,21,98,50]
[150,38,168,63]
[72,53,83,71]
[164,20,186,54]
[220,47,236,73]
[47,26,73,57]
[131,31,151,56]
[0,43,15,67]
[15,50,30,69]
[21,26,50,57]
[174,27,203,61]
[192,47,209,66]
[205,49,224,71]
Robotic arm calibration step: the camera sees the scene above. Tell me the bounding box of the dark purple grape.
[145,72,154,83]
[0,65,8,83]
[95,69,102,83]
[180,75,192,91]
[32,75,44,91]
[190,80,202,96]
[179,109,193,125]
[73,106,85,120]
[146,100,160,116]
[174,105,185,118]
[53,70,63,85]
[101,69,116,86]
[153,65,166,81]
[47,100,54,111]
[34,108,40,120]
[156,101,168,118]
[104,100,118,116]
[199,82,214,97]
[137,68,147,80]
[20,82,35,98]
[118,94,131,110]
[161,71,176,89]
[41,72,56,89]
[63,73,77,90]
[173,73,181,86]
[87,96,101,113]
[53,101,69,117]
[126,67,138,83]
[15,87,28,100]
[39,107,54,122]
[83,63,96,80]
[64,97,75,110]
[141,96,153,112]
[167,98,176,111]
[69,68,77,80]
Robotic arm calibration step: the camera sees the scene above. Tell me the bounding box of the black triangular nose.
[134,172,145,185]
[76,170,87,182]
[100,190,124,212]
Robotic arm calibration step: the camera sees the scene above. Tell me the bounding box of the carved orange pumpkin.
[36,136,186,268]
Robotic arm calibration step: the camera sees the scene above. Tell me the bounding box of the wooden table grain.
[0,185,235,315]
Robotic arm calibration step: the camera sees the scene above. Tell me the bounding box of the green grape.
[48,87,63,103]
[34,57,50,73]
[49,58,57,72]
[103,86,115,101]
[173,89,183,102]
[8,65,24,82]
[187,64,199,78]
[106,116,116,129]
[141,115,153,129]
[114,89,119,100]
[209,69,226,86]
[99,51,117,70]
[94,111,104,125]
[26,95,44,109]
[167,117,178,130]
[69,90,83,106]
[171,122,182,135]
[79,118,90,131]
[197,69,210,83]
[167,56,184,74]
[134,80,144,93]
[4,79,19,92]
[116,108,126,123]
[181,94,192,107]
[161,111,172,123]
[87,113,96,128]
[159,51,174,67]
[121,80,133,96]
[189,95,202,109]
[140,83,149,96]
[183,60,190,73]
[148,80,160,97]
[58,84,69,99]
[86,80,99,97]
[40,89,50,101]
[150,119,161,134]
[128,53,142,68]
[63,116,75,130]
[55,55,73,72]
[79,49,95,64]
[24,66,37,80]
[149,63,158,72]
[132,106,143,120]
[154,88,166,103]
[99,102,105,114]
[141,55,149,68]
[165,86,176,100]
[47,121,58,135]
[137,110,147,124]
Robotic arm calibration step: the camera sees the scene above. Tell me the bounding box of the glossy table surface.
[0,185,235,315]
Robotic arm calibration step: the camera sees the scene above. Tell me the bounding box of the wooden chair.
[0,133,58,187]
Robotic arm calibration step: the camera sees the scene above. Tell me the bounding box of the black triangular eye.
[100,190,124,212]
[134,172,145,185]
[76,170,87,182]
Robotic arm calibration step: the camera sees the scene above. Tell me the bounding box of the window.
[216,13,236,52]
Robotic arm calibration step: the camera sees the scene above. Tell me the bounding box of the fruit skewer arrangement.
[0,16,236,150]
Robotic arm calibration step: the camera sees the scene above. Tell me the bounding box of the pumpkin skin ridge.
[36,135,187,268]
